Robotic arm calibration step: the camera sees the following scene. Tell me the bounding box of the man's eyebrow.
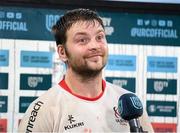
[74,32,88,36]
[96,29,105,34]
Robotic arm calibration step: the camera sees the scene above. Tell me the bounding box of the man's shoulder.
[106,81,131,94]
[18,85,63,132]
[30,85,63,107]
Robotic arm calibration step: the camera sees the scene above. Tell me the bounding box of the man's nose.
[88,39,100,50]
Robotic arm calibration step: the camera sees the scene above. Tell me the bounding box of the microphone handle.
[129,119,144,133]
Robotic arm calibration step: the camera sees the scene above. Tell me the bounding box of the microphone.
[118,93,144,132]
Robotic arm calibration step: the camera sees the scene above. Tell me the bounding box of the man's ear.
[57,45,68,62]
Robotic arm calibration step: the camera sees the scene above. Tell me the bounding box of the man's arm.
[139,110,154,132]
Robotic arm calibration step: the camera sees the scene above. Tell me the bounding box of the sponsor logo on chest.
[64,115,85,130]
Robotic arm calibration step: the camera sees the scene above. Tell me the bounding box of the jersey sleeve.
[18,99,54,132]
[139,110,154,132]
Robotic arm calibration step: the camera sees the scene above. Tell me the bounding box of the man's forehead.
[66,20,104,39]
[71,20,103,29]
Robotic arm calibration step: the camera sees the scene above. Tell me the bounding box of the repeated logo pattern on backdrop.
[0,6,179,132]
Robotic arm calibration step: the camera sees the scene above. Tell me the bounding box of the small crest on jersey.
[130,96,143,109]
[113,106,128,126]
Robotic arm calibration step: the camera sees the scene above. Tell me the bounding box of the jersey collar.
[59,79,106,101]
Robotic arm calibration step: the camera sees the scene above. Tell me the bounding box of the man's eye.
[80,38,86,42]
[77,37,89,44]
[96,35,104,41]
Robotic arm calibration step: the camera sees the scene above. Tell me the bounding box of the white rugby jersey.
[18,79,153,132]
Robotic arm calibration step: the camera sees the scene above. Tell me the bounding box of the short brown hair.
[52,8,104,46]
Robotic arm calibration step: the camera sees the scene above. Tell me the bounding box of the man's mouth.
[87,55,101,62]
[87,53,103,58]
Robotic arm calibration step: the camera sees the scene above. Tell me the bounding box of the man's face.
[64,20,108,76]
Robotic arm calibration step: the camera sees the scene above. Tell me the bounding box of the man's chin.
[87,65,104,72]
[87,62,105,69]
[86,65,105,74]
[75,67,103,77]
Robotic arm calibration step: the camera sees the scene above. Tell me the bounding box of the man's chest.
[54,100,129,132]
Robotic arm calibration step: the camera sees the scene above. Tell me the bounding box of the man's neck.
[65,70,103,98]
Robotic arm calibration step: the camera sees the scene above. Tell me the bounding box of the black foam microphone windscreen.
[118,93,143,121]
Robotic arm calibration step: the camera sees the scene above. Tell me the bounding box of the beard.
[70,60,106,77]
[65,47,108,78]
